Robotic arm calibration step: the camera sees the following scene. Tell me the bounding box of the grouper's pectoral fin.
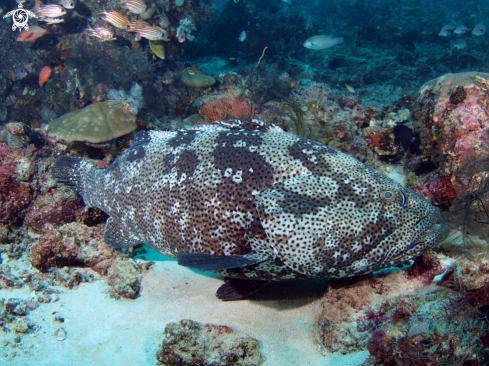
[176,253,268,271]
[104,218,143,249]
[216,277,269,301]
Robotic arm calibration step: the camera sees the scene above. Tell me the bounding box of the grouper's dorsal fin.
[133,120,282,146]
[213,119,284,133]
[255,175,332,277]
[176,253,269,271]
[104,218,144,249]
[180,120,284,134]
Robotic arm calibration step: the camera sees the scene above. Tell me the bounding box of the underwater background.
[1,0,489,365]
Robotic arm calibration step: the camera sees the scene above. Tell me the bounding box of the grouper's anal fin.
[176,253,268,271]
[216,277,269,301]
[104,218,143,249]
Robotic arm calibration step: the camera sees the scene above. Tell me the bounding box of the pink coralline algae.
[30,223,115,273]
[198,87,252,122]
[317,263,489,365]
[24,189,87,231]
[412,72,489,209]
[0,142,33,227]
[30,222,142,298]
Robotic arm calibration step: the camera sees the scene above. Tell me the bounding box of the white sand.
[1,249,368,366]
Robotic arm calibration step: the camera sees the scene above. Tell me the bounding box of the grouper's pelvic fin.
[104,218,143,249]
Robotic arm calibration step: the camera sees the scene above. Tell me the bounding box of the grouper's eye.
[379,190,396,203]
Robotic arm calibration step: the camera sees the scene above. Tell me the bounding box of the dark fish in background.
[393,124,420,154]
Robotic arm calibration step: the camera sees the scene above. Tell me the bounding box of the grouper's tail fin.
[52,156,100,206]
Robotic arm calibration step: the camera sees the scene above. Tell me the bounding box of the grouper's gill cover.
[52,121,449,283]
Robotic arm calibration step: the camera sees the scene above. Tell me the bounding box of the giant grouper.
[52,120,449,300]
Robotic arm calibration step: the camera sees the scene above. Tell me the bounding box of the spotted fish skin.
[53,122,448,282]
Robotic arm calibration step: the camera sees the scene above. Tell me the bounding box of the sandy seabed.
[1,247,368,366]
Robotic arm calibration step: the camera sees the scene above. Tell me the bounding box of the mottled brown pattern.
[63,123,449,281]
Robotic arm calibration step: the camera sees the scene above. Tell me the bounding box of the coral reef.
[156,319,263,366]
[106,257,142,299]
[2,0,489,363]
[0,122,30,153]
[24,187,86,231]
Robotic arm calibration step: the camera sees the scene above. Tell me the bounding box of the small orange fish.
[16,26,50,42]
[39,66,52,88]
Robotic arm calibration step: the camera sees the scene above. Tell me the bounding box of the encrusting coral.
[45,101,137,144]
[412,71,489,208]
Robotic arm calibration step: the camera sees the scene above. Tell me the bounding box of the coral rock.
[413,72,489,209]
[24,188,86,231]
[0,142,33,226]
[30,222,115,273]
[106,257,142,299]
[156,319,263,366]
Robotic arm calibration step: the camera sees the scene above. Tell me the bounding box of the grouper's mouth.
[390,221,450,263]
[415,221,450,250]
[417,221,450,245]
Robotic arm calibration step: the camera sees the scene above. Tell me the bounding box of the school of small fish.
[438,23,485,37]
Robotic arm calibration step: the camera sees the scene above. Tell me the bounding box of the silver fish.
[135,25,169,41]
[43,16,64,24]
[11,66,28,80]
[121,0,147,15]
[58,0,75,9]
[472,24,486,36]
[157,13,170,28]
[238,30,246,42]
[453,25,470,34]
[438,24,454,37]
[53,121,449,300]
[450,39,467,50]
[35,4,66,18]
[86,26,116,41]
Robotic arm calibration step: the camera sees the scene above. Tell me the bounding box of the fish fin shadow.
[216,277,269,301]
